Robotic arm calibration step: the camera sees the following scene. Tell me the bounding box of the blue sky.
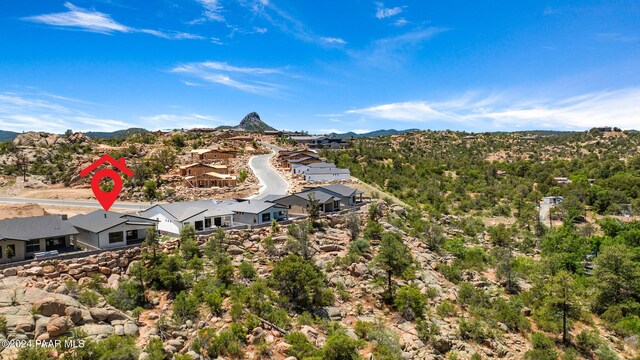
[0,0,639,134]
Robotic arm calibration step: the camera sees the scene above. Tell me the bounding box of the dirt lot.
[0,203,133,220]
[0,176,93,200]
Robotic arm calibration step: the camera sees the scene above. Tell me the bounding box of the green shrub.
[284,332,318,359]
[595,345,619,360]
[394,284,426,320]
[239,261,257,280]
[459,318,489,343]
[531,332,555,350]
[173,291,199,321]
[575,329,601,355]
[78,289,100,307]
[436,300,458,317]
[194,325,246,359]
[0,315,6,335]
[416,318,440,344]
[363,219,383,240]
[200,288,221,314]
[523,349,558,360]
[321,332,361,360]
[438,264,462,283]
[145,337,169,360]
[94,335,140,360]
[16,346,54,359]
[270,255,333,310]
[107,280,144,311]
[492,298,530,333]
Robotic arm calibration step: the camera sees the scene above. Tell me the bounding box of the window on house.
[205,218,212,228]
[126,230,138,240]
[108,232,124,244]
[26,239,41,253]
[261,213,271,222]
[0,246,3,258]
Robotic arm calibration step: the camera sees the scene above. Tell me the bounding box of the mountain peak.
[236,112,276,132]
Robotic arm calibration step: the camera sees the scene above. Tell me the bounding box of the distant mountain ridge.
[0,130,19,142]
[328,129,418,138]
[84,128,149,139]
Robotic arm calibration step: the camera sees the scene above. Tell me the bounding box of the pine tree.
[374,231,413,300]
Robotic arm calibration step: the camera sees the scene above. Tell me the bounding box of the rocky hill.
[234,112,276,132]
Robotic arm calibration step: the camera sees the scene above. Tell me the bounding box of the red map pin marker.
[91,169,123,211]
[80,155,134,212]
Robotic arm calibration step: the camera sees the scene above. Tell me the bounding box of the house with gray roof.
[304,184,364,206]
[229,200,289,225]
[70,210,158,250]
[139,200,236,235]
[267,190,341,215]
[0,215,78,264]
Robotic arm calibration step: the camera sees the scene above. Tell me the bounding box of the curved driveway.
[248,143,289,199]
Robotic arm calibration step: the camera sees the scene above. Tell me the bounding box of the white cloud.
[171,61,284,94]
[139,113,229,130]
[596,33,639,43]
[348,28,449,67]
[345,88,640,130]
[242,0,346,47]
[0,92,128,133]
[181,80,204,87]
[196,0,225,22]
[23,2,203,40]
[321,37,347,45]
[194,61,281,74]
[375,2,403,19]
[393,18,409,27]
[23,2,129,34]
[347,101,448,121]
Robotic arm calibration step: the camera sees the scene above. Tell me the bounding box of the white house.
[303,168,351,182]
[292,162,337,174]
[139,200,235,235]
[69,210,157,250]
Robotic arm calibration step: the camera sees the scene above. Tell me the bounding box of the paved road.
[0,196,151,211]
[249,143,289,199]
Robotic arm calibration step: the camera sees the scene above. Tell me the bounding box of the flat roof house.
[70,210,158,250]
[0,215,78,264]
[229,200,289,226]
[139,200,235,235]
[292,162,336,174]
[268,190,341,215]
[304,184,364,207]
[303,168,351,182]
